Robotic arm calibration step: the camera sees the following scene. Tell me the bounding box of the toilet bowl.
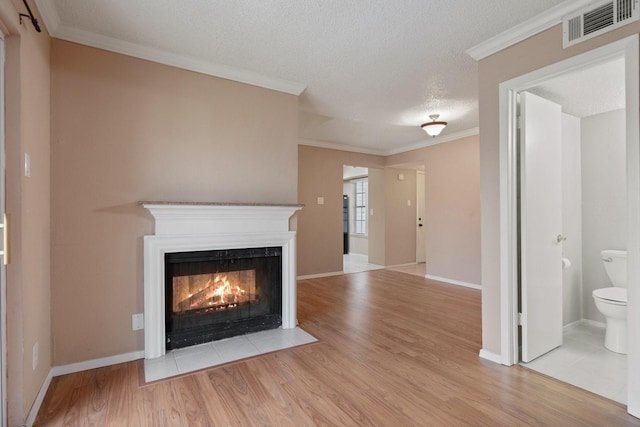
[592,250,627,354]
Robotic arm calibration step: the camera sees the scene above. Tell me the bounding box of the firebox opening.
[165,247,282,350]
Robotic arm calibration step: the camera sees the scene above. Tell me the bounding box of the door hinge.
[518,312,524,326]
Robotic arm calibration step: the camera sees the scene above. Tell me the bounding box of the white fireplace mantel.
[141,202,303,359]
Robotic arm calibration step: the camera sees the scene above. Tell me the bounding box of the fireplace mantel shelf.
[139,201,304,208]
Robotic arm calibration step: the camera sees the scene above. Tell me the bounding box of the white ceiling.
[36,0,578,154]
[343,166,368,181]
[528,56,626,117]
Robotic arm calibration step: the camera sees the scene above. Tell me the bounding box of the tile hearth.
[144,327,317,383]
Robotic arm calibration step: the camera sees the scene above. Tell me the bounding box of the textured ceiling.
[37,0,569,154]
[529,57,625,118]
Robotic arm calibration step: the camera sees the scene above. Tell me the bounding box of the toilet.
[592,249,627,354]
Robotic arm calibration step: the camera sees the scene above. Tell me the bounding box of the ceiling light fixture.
[421,114,447,137]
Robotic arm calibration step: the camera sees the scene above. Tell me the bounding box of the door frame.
[0,31,6,426]
[498,35,640,413]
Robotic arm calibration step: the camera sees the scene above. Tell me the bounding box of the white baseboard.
[51,350,145,377]
[297,271,343,280]
[24,351,144,426]
[562,319,583,330]
[581,319,606,329]
[25,369,54,427]
[386,262,418,268]
[479,349,503,364]
[426,274,481,290]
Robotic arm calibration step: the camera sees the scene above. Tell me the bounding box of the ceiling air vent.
[563,0,639,48]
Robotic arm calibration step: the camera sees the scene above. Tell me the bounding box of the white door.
[520,91,563,363]
[416,171,426,263]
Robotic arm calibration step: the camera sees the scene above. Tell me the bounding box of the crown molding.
[298,138,388,156]
[466,0,594,60]
[35,2,306,96]
[35,0,61,35]
[299,127,480,157]
[385,127,480,155]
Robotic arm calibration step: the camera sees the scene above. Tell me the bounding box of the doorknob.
[556,234,567,243]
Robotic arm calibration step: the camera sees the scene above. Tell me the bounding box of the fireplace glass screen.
[165,247,282,350]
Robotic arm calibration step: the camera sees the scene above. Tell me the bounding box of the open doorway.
[342,165,383,273]
[499,36,639,411]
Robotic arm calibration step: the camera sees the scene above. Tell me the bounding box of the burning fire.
[194,274,247,308]
[174,270,257,313]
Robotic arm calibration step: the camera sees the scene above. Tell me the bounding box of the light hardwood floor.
[35,270,639,426]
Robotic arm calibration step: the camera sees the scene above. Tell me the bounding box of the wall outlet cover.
[132,313,144,331]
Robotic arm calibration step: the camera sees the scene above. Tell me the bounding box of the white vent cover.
[563,0,639,47]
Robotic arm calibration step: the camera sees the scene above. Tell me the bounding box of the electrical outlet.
[132,313,144,331]
[32,341,38,371]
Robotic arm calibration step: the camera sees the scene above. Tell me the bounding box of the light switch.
[407,199,412,207]
[24,153,30,177]
[317,197,324,205]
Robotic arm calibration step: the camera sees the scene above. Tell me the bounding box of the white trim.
[580,319,606,329]
[33,0,61,36]
[625,34,640,417]
[0,31,6,427]
[299,127,480,157]
[51,351,145,377]
[298,139,387,156]
[425,274,481,290]
[479,349,503,364]
[498,35,640,414]
[24,349,159,426]
[24,350,145,425]
[24,369,53,427]
[387,262,419,268]
[297,271,344,280]
[142,204,302,360]
[562,319,585,330]
[385,127,480,155]
[466,0,595,60]
[35,16,305,96]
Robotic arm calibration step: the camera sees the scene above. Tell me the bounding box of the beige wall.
[50,39,298,365]
[382,167,417,266]
[478,23,640,355]
[299,137,478,274]
[388,135,481,284]
[1,0,51,424]
[297,143,384,275]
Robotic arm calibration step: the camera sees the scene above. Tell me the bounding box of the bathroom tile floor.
[144,327,317,383]
[522,322,627,404]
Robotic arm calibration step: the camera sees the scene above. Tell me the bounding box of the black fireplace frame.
[164,246,282,350]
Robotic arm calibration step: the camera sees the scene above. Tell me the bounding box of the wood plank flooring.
[35,270,640,426]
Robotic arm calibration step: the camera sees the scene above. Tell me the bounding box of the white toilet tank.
[601,250,627,288]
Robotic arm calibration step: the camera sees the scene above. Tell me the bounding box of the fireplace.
[142,202,302,359]
[165,247,282,349]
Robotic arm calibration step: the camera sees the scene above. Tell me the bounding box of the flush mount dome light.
[421,114,447,137]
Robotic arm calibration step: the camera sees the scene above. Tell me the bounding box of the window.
[355,180,367,234]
